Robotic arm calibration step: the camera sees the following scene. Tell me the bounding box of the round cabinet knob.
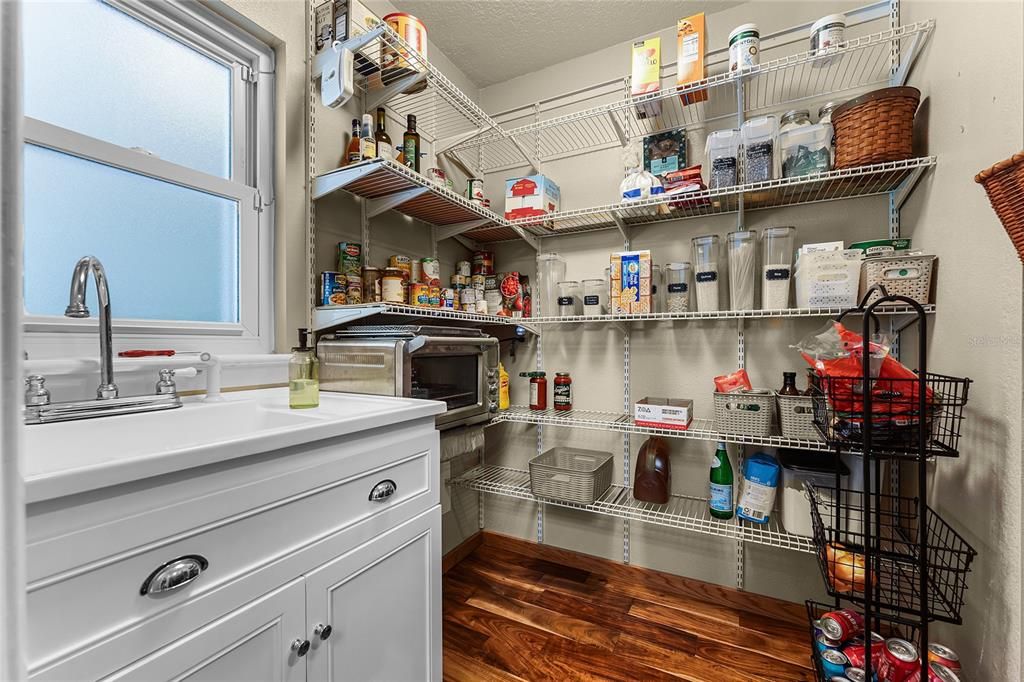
[314,623,333,640]
[291,639,311,657]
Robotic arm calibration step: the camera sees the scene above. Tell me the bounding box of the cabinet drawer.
[27,430,438,671]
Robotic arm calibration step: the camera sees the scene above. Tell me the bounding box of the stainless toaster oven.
[317,325,499,430]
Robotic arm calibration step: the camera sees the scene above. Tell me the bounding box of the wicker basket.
[713,390,775,436]
[777,394,822,440]
[860,254,935,305]
[975,151,1024,263]
[832,87,920,169]
[528,446,613,505]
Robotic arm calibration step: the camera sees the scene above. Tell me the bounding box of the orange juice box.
[631,38,662,120]
[677,13,708,105]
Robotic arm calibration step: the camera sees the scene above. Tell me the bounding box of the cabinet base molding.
[442,531,483,574]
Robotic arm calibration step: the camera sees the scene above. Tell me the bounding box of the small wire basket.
[811,372,970,458]
[808,485,976,625]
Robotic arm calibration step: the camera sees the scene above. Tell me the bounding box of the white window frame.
[22,0,276,356]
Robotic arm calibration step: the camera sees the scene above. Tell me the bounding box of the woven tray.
[832,87,920,168]
[528,446,614,505]
[976,150,1024,263]
[714,390,775,436]
[860,254,935,305]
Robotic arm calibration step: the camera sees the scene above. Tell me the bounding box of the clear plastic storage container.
[741,115,779,182]
[651,264,662,313]
[692,235,722,312]
[537,253,567,317]
[582,278,606,315]
[556,280,582,316]
[665,262,692,313]
[705,129,741,189]
[727,230,757,310]
[760,226,795,309]
[780,123,832,178]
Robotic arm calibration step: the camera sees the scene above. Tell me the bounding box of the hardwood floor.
[442,533,816,682]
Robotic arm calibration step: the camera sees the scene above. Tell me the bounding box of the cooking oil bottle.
[289,328,319,409]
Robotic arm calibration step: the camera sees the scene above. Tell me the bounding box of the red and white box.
[504,175,561,221]
[634,397,694,430]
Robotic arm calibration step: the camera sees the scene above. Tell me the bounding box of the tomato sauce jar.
[554,372,572,411]
[520,371,547,410]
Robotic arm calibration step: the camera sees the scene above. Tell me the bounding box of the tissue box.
[505,175,561,220]
[635,397,694,430]
[609,250,651,314]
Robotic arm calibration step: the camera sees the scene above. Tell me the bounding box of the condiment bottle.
[359,113,376,160]
[289,328,319,409]
[779,371,800,396]
[553,372,572,411]
[403,114,421,172]
[804,367,821,395]
[345,118,361,165]
[374,106,393,161]
[520,371,547,411]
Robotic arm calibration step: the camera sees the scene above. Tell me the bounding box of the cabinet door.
[305,506,441,682]
[101,579,307,682]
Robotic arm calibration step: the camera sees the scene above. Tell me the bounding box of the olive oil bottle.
[289,328,319,409]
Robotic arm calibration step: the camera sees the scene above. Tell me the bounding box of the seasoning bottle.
[289,328,319,409]
[345,118,361,165]
[359,114,376,160]
[553,372,572,411]
[779,371,800,396]
[804,367,821,396]
[403,114,421,172]
[520,371,547,411]
[374,107,393,161]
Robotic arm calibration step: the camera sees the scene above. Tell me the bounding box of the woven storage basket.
[860,254,936,305]
[832,87,920,168]
[714,390,775,436]
[529,446,613,505]
[975,151,1024,263]
[777,394,822,440]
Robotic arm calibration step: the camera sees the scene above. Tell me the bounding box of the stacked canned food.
[319,242,364,306]
[812,608,964,681]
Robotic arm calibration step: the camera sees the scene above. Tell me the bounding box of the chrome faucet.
[65,256,117,399]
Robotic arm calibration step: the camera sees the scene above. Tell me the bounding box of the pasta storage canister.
[706,129,741,189]
[557,280,582,316]
[727,230,757,310]
[761,226,795,309]
[582,278,606,315]
[665,262,692,313]
[692,235,722,312]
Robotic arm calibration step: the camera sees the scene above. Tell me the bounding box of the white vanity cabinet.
[23,397,443,682]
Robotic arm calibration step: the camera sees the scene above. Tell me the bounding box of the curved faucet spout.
[66,256,117,399]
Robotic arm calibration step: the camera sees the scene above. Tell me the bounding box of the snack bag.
[714,368,753,393]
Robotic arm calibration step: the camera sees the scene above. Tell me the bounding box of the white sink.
[24,389,445,503]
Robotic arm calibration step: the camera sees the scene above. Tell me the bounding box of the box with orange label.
[631,38,662,120]
[609,250,652,314]
[677,13,707,106]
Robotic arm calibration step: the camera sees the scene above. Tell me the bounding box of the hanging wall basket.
[975,150,1024,263]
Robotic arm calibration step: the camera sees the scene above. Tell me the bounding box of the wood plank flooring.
[443,533,816,682]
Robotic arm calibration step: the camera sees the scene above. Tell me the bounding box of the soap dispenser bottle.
[289,328,319,409]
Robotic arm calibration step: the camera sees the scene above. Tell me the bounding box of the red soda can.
[878,638,919,682]
[844,632,885,668]
[844,669,867,682]
[906,662,961,682]
[820,608,865,641]
[927,644,961,673]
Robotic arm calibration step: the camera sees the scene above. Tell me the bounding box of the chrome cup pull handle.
[368,479,397,502]
[140,555,209,596]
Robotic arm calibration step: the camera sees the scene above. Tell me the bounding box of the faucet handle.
[25,375,51,406]
[156,369,177,396]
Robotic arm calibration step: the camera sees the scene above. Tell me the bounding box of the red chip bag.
[714,369,752,393]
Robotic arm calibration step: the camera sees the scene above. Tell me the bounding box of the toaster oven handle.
[406,336,427,353]
[404,336,497,353]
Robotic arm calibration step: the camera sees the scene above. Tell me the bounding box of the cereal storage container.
[692,235,723,312]
[760,226,795,309]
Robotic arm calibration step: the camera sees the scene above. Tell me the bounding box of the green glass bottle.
[709,441,734,520]
[289,328,319,409]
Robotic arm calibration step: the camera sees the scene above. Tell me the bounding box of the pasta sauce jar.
[520,371,547,410]
[553,372,572,411]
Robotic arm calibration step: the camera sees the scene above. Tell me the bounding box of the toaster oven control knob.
[489,401,499,413]
[486,369,497,379]
[488,381,498,392]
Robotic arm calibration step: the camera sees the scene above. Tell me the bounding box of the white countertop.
[23,389,446,504]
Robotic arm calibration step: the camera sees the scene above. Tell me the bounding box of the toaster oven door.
[409,339,496,429]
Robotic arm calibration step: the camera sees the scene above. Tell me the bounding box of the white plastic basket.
[796,249,864,308]
[713,390,775,436]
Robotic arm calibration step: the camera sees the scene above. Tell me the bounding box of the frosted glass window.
[23,0,232,178]
[24,145,239,323]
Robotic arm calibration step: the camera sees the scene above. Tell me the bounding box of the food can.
[451,273,466,287]
[467,178,485,203]
[345,275,363,305]
[382,270,405,303]
[842,632,884,670]
[337,242,362,276]
[457,260,471,277]
[320,271,346,306]
[461,288,478,304]
[362,267,382,303]
[474,299,488,315]
[471,274,487,291]
[426,167,447,188]
[810,13,846,56]
[409,283,430,306]
[844,669,867,682]
[472,250,494,275]
[878,638,919,682]
[381,13,428,92]
[411,258,423,284]
[484,274,498,290]
[484,289,502,312]
[428,285,441,307]
[389,253,412,274]
[728,23,760,72]
[441,288,455,308]
[421,257,441,285]
[816,634,842,654]
[819,649,849,678]
[927,644,961,672]
[819,609,864,642]
[907,663,961,682]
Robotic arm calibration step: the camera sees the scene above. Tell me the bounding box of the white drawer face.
[26,429,438,671]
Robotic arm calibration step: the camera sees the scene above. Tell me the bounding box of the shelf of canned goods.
[524,303,935,325]
[451,464,814,554]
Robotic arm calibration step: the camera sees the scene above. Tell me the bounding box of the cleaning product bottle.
[289,328,319,409]
[498,362,510,410]
[709,441,734,519]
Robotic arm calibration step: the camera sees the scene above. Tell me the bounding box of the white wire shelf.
[526,304,935,324]
[447,21,934,172]
[313,302,538,334]
[453,464,813,553]
[486,157,934,240]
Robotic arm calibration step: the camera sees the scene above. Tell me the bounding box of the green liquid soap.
[289,328,319,409]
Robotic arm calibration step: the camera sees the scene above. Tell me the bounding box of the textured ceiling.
[393,0,744,87]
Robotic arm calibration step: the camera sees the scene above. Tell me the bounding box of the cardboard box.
[504,175,561,221]
[631,38,662,119]
[635,397,694,430]
[677,13,707,105]
[609,250,652,314]
[644,130,687,179]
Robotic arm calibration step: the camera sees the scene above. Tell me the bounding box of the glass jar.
[692,235,722,312]
[761,226,796,309]
[665,262,691,313]
[556,280,582,316]
[779,109,812,134]
[727,230,757,310]
[582,278,606,315]
[818,101,841,166]
[553,372,572,411]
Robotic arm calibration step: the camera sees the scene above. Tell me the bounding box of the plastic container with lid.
[728,23,760,72]
[818,101,841,166]
[727,230,757,311]
[761,227,796,309]
[706,129,741,189]
[582,278,606,315]
[556,280,582,316]
[537,253,567,317]
[779,449,848,537]
[779,109,812,134]
[741,115,778,182]
[664,262,692,313]
[810,13,846,68]
[780,123,832,178]
[692,235,723,312]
